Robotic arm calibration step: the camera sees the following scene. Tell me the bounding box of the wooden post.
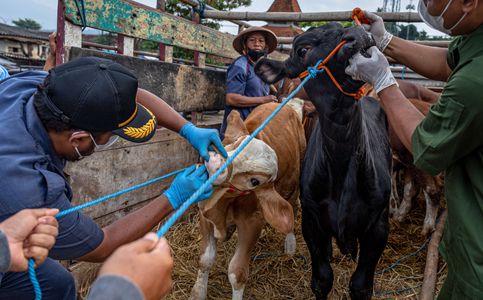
[192,9,203,68]
[191,5,206,123]
[57,0,82,64]
[420,210,448,300]
[157,0,173,62]
[117,35,134,56]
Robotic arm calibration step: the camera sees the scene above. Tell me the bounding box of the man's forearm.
[226,93,267,107]
[43,54,56,71]
[136,88,188,132]
[77,195,173,262]
[378,85,425,152]
[384,37,451,82]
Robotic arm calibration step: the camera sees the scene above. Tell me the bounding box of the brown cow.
[190,102,306,300]
[389,98,444,235]
[272,77,318,141]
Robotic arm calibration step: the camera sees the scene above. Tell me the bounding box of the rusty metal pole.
[157,0,168,61]
[56,0,66,65]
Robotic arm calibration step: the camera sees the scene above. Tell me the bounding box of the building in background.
[0,23,50,71]
[263,0,303,53]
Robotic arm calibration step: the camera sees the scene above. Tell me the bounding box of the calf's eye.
[250,178,260,186]
[297,47,309,58]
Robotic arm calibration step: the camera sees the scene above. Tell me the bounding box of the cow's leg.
[350,210,389,300]
[284,232,296,255]
[395,170,417,222]
[228,218,264,300]
[389,170,399,218]
[190,216,217,300]
[285,193,299,255]
[421,176,440,235]
[301,204,333,300]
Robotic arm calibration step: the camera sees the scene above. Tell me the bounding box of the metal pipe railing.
[201,11,422,23]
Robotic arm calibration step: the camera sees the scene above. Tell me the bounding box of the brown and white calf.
[190,102,306,300]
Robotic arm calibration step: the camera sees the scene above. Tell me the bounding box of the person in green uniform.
[344,1,483,299]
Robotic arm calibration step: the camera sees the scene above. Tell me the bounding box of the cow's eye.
[297,47,309,58]
[250,178,260,187]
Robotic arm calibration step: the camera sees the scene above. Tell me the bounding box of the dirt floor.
[163,203,447,300]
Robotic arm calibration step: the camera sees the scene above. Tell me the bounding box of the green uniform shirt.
[412,25,483,299]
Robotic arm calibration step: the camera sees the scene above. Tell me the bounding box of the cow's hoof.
[284,232,296,255]
[350,288,373,300]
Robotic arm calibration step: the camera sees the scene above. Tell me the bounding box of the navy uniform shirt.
[220,55,270,138]
[0,71,104,260]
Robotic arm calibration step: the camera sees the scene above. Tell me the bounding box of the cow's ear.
[254,58,286,84]
[255,184,294,234]
[224,110,249,144]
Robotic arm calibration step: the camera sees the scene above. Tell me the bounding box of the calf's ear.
[255,185,294,234]
[224,110,249,145]
[254,58,286,84]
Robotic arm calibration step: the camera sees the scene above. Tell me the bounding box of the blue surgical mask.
[418,0,468,35]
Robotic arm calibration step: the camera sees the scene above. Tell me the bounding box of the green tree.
[299,21,352,29]
[165,0,252,30]
[12,18,41,30]
[397,24,419,40]
[419,30,428,40]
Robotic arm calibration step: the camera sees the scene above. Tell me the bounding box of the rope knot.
[306,66,318,79]
[193,0,206,18]
[355,87,366,100]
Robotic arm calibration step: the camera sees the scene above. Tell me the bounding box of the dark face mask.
[247,49,267,61]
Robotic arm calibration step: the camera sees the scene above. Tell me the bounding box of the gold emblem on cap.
[122,108,156,139]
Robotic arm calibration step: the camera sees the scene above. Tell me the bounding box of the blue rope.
[401,65,406,80]
[28,167,186,299]
[29,259,42,300]
[74,0,87,31]
[376,237,429,275]
[193,0,206,18]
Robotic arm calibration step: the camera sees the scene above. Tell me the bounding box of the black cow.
[255,23,392,299]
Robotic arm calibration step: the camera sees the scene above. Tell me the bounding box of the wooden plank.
[63,0,239,59]
[202,10,422,22]
[69,47,226,111]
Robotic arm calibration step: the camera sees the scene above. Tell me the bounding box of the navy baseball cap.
[43,56,156,143]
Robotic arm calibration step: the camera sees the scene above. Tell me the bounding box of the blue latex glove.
[163,165,213,210]
[179,122,228,161]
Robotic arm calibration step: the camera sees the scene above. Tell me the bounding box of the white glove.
[362,11,393,52]
[345,46,398,94]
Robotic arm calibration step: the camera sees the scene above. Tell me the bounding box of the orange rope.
[352,7,371,26]
[298,40,365,100]
[296,8,372,101]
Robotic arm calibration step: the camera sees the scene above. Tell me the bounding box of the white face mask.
[418,0,468,35]
[89,133,119,151]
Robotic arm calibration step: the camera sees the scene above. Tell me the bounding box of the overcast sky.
[0,0,444,36]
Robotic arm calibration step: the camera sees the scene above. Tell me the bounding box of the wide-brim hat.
[233,27,278,55]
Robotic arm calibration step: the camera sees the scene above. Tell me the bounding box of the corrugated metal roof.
[0,23,50,41]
